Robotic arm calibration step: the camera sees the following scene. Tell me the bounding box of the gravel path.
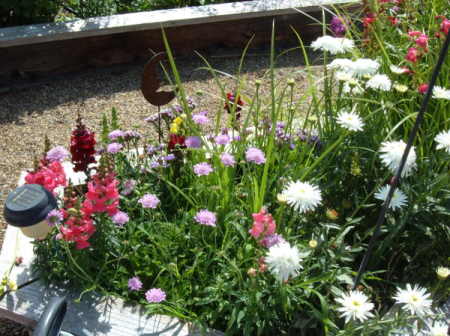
[0,50,317,332]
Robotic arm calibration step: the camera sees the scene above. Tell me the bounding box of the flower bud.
[287,79,295,87]
[255,80,262,87]
[247,268,257,277]
[326,209,339,220]
[277,193,287,203]
[309,239,318,248]
[436,267,450,280]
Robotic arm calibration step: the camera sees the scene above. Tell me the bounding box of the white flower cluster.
[374,185,408,210]
[311,35,355,55]
[379,140,416,177]
[265,242,302,282]
[281,181,322,213]
[433,86,450,100]
[336,110,365,131]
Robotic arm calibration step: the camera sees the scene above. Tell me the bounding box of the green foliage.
[0,0,60,27]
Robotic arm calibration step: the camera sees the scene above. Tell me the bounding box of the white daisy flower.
[327,58,354,71]
[429,322,448,336]
[311,36,355,55]
[435,130,450,153]
[265,242,302,282]
[336,290,375,323]
[350,58,380,77]
[379,140,416,177]
[335,71,354,82]
[336,110,364,131]
[389,65,408,74]
[366,74,392,91]
[282,181,322,213]
[374,185,408,210]
[432,86,450,100]
[393,284,432,315]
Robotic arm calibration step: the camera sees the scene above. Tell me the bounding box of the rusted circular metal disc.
[141,52,176,106]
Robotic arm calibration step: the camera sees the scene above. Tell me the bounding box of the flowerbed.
[10,0,450,334]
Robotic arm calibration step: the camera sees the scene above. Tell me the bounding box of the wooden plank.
[0,307,37,329]
[0,0,357,48]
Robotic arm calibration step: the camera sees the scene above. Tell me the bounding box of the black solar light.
[4,184,57,239]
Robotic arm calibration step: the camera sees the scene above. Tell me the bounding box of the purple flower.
[108,130,125,140]
[245,147,266,165]
[46,146,69,162]
[144,114,159,122]
[107,142,123,154]
[192,114,209,125]
[138,194,160,209]
[330,16,346,37]
[128,277,143,291]
[193,162,213,176]
[145,288,166,303]
[150,161,161,169]
[124,130,141,140]
[260,234,286,248]
[220,153,236,167]
[121,179,136,196]
[194,209,217,227]
[185,136,202,149]
[215,134,230,145]
[112,211,129,226]
[163,154,176,161]
[46,209,63,226]
[233,135,241,142]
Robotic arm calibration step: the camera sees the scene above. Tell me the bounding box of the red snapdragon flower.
[405,47,420,63]
[70,117,96,173]
[249,208,276,239]
[25,161,67,194]
[363,13,376,28]
[388,16,399,25]
[168,134,186,151]
[224,93,244,116]
[82,172,119,217]
[59,208,96,250]
[418,83,429,94]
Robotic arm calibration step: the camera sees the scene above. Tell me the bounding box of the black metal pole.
[353,31,450,289]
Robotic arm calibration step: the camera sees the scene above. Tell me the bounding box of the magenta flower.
[145,288,166,303]
[128,276,143,291]
[185,136,202,148]
[112,211,129,226]
[192,113,209,125]
[108,130,125,141]
[107,143,123,154]
[245,147,266,165]
[193,162,213,176]
[194,209,217,227]
[330,16,346,37]
[214,134,230,145]
[220,153,236,167]
[46,146,70,162]
[138,194,160,209]
[46,209,63,226]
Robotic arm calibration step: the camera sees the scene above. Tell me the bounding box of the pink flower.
[145,288,166,303]
[245,147,266,165]
[83,172,119,217]
[121,179,136,196]
[46,146,69,162]
[418,83,429,94]
[25,161,67,194]
[214,134,230,145]
[414,34,428,49]
[440,18,450,35]
[220,153,236,167]
[138,194,160,209]
[194,210,217,227]
[405,47,419,63]
[128,277,143,291]
[192,113,209,125]
[112,211,129,226]
[249,208,276,239]
[107,143,123,154]
[193,162,213,176]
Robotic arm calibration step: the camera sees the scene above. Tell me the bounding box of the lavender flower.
[330,16,346,37]
[192,114,209,125]
[144,114,159,123]
[108,130,125,140]
[121,179,136,196]
[128,277,143,291]
[138,194,160,209]
[185,136,202,148]
[163,154,176,161]
[193,162,213,176]
[150,161,161,169]
[245,147,266,165]
[46,209,63,226]
[145,288,166,303]
[220,153,236,167]
[124,130,141,140]
[107,143,123,154]
[194,209,217,227]
[112,211,129,226]
[215,134,230,145]
[46,146,69,162]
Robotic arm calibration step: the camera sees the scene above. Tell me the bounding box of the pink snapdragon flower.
[249,208,276,239]
[405,47,419,63]
[82,172,120,217]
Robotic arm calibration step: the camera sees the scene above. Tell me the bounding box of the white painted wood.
[0,0,357,48]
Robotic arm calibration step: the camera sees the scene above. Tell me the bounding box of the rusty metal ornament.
[141,52,175,106]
